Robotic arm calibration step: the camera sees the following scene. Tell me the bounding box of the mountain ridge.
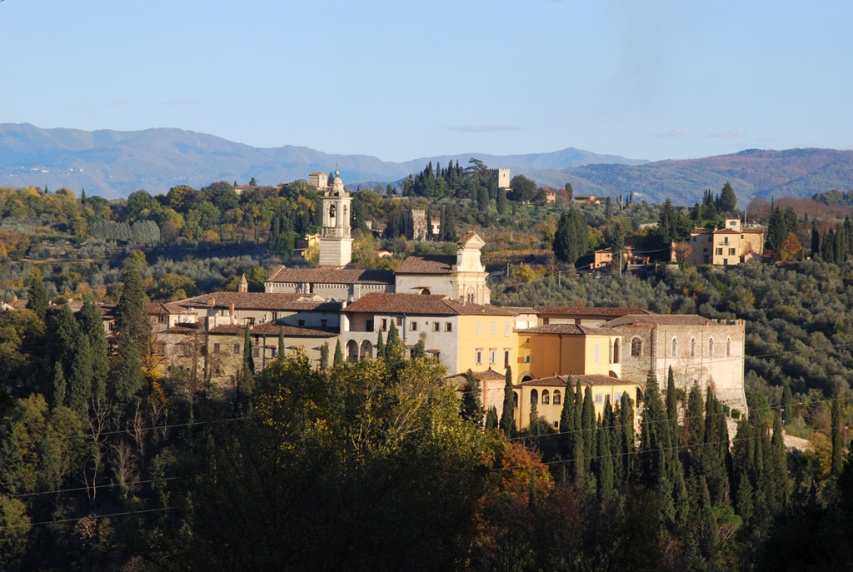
[1,123,851,203]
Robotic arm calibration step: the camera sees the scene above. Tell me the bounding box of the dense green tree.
[460,371,482,424]
[319,342,329,370]
[25,272,49,321]
[333,339,343,367]
[112,252,148,402]
[665,366,679,449]
[499,366,515,435]
[718,182,737,212]
[485,406,499,430]
[831,388,846,477]
[68,334,93,416]
[51,364,67,409]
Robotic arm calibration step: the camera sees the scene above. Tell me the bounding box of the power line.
[10,477,178,499]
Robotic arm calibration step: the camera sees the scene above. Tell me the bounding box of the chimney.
[239,273,249,293]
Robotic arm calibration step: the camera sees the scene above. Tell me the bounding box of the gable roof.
[177,292,341,312]
[521,374,638,388]
[343,293,517,316]
[396,254,456,274]
[520,324,612,336]
[266,266,394,285]
[208,323,337,337]
[601,313,714,327]
[535,306,649,318]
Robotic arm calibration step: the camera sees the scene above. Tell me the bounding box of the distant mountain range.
[1,123,851,204]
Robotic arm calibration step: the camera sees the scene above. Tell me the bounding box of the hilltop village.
[98,171,750,427]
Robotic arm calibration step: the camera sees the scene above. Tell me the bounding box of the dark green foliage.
[51,364,66,408]
[319,342,329,370]
[718,182,737,213]
[333,339,343,366]
[552,207,589,264]
[485,405,499,429]
[831,388,846,476]
[25,272,49,321]
[499,366,515,435]
[666,366,679,449]
[460,371,482,424]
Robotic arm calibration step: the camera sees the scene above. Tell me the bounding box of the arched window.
[346,340,359,363]
[513,391,519,409]
[360,340,373,360]
[466,287,475,304]
[329,204,336,218]
[631,337,642,357]
[530,389,538,407]
[612,338,620,364]
[708,337,715,357]
[671,337,678,357]
[553,390,561,405]
[542,390,550,405]
[690,337,696,358]
[726,337,732,357]
[421,288,431,295]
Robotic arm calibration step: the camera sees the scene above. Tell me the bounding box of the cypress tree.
[375,330,385,356]
[52,363,67,409]
[242,328,255,376]
[113,252,148,402]
[811,221,821,257]
[485,406,499,430]
[460,370,482,424]
[582,385,595,468]
[831,388,846,477]
[770,413,788,509]
[26,271,49,321]
[277,327,285,359]
[319,342,329,370]
[529,399,539,435]
[619,390,634,483]
[703,388,730,505]
[385,321,405,365]
[685,382,705,471]
[573,380,586,484]
[412,338,426,359]
[698,477,719,561]
[732,419,755,523]
[333,339,343,366]
[79,298,108,407]
[69,333,93,416]
[596,407,615,501]
[639,370,670,488]
[499,366,515,436]
[666,366,679,449]
[781,383,794,423]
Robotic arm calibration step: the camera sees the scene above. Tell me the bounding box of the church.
[264,171,491,304]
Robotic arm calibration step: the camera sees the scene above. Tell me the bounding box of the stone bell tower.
[318,170,353,267]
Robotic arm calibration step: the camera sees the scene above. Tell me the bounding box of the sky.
[1,0,852,162]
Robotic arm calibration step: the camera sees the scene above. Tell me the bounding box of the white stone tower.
[318,170,353,267]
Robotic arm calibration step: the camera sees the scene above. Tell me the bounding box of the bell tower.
[318,170,353,267]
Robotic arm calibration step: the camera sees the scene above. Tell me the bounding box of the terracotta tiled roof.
[521,324,612,335]
[177,292,341,312]
[601,313,714,327]
[395,255,456,274]
[146,301,192,315]
[267,266,393,285]
[521,374,636,387]
[446,368,506,385]
[343,293,516,316]
[714,229,742,235]
[535,306,649,318]
[344,293,457,315]
[208,323,337,337]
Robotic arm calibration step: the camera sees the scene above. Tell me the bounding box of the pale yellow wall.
[526,333,618,379]
[518,382,639,431]
[457,314,518,381]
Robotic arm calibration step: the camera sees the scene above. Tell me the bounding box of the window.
[612,338,620,364]
[671,337,678,357]
[410,321,418,332]
[553,390,561,405]
[233,343,240,354]
[214,343,221,354]
[709,338,714,356]
[271,347,278,357]
[396,317,402,326]
[381,318,388,331]
[726,337,732,357]
[716,248,723,255]
[253,347,260,358]
[504,349,510,368]
[298,319,305,327]
[690,337,696,358]
[445,322,453,332]
[321,319,328,328]
[490,321,497,335]
[433,322,440,332]
[489,349,496,365]
[631,337,642,357]
[729,248,736,255]
[723,237,729,245]
[476,349,483,365]
[542,390,550,405]
[245,317,255,326]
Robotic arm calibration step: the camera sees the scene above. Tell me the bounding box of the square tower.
[319,171,353,267]
[497,168,511,190]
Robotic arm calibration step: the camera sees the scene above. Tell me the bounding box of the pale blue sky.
[2,0,851,161]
